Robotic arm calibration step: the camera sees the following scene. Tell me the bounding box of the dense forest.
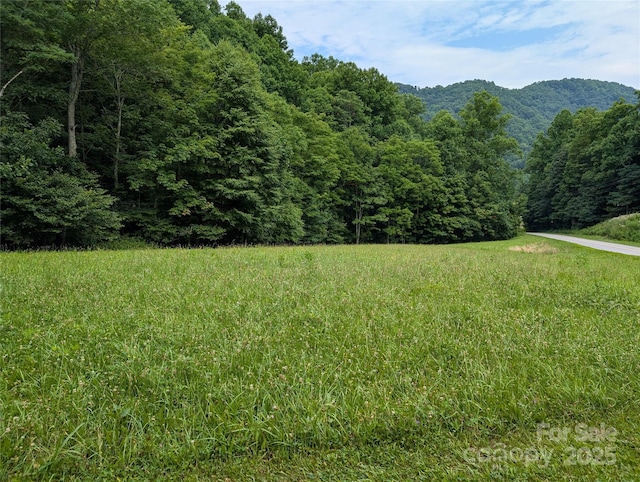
[525,101,640,230]
[1,0,638,248]
[398,79,636,164]
[0,0,525,248]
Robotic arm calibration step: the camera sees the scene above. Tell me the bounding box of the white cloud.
[221,0,640,88]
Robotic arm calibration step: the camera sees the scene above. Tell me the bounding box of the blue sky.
[219,0,640,89]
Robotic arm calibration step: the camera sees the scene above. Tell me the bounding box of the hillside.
[397,79,637,165]
[580,213,640,243]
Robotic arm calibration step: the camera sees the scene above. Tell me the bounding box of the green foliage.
[375,136,445,243]
[525,97,640,230]
[580,213,640,242]
[0,0,73,121]
[399,79,637,163]
[0,113,121,247]
[2,0,525,248]
[422,93,523,241]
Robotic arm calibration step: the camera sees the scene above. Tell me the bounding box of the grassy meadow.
[1,235,639,480]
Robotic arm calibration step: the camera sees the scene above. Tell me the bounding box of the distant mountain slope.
[397,79,637,166]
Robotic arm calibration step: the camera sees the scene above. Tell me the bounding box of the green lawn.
[2,235,639,480]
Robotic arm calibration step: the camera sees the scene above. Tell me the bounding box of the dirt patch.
[509,243,559,254]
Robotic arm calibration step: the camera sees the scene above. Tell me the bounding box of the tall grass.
[581,213,640,242]
[2,236,639,479]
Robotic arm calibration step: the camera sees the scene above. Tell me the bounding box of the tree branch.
[0,70,24,99]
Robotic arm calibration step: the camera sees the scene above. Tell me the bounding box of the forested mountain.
[1,1,637,248]
[398,79,637,164]
[0,0,525,248]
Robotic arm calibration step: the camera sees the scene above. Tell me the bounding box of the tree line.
[525,99,640,230]
[1,0,525,248]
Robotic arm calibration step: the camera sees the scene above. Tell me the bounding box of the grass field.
[2,235,639,480]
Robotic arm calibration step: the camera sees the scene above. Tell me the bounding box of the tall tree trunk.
[354,184,362,244]
[115,96,124,190]
[68,47,84,158]
[112,65,125,190]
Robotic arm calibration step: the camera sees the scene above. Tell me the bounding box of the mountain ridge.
[397,78,637,165]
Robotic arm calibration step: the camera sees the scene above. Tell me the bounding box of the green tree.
[592,100,640,217]
[167,0,221,35]
[0,0,72,122]
[375,136,444,243]
[270,99,343,243]
[203,41,303,243]
[0,112,120,247]
[525,96,640,230]
[88,0,184,190]
[458,92,522,239]
[550,108,603,228]
[333,128,387,244]
[63,0,111,158]
[524,109,574,230]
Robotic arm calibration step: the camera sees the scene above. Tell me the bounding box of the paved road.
[528,233,640,257]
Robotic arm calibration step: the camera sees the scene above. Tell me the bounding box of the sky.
[219,0,640,89]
